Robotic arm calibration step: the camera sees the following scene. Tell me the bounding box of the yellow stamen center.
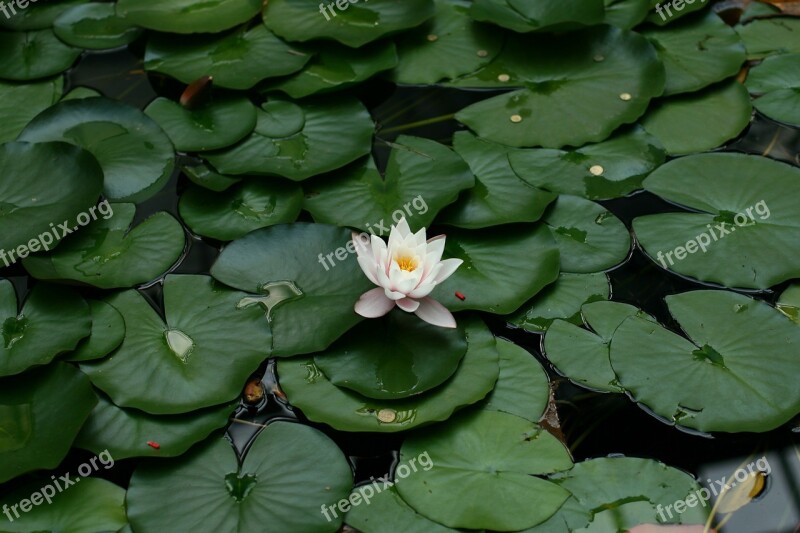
[396,255,419,272]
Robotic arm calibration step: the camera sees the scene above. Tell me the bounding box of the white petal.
[433,258,463,283]
[423,235,446,276]
[352,231,371,258]
[394,217,411,238]
[414,297,457,328]
[384,288,406,301]
[408,280,437,299]
[371,235,387,265]
[396,297,420,312]
[354,288,395,318]
[356,256,380,285]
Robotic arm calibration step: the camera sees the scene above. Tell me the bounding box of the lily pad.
[437,131,556,228]
[0,362,96,483]
[508,126,665,200]
[543,195,631,273]
[303,135,473,235]
[468,0,605,33]
[127,423,352,532]
[116,0,262,34]
[735,17,800,59]
[211,223,372,356]
[645,0,709,25]
[182,162,241,192]
[79,275,272,414]
[454,25,665,148]
[53,3,143,50]
[609,290,800,432]
[66,300,125,362]
[429,224,560,314]
[0,280,91,377]
[75,394,235,460]
[179,180,303,241]
[204,96,374,181]
[641,81,753,155]
[277,316,499,432]
[396,409,573,531]
[144,95,257,152]
[481,339,550,422]
[776,283,800,325]
[603,0,653,29]
[22,204,186,289]
[0,141,103,253]
[641,11,746,96]
[746,52,800,127]
[0,29,80,81]
[144,25,311,90]
[0,0,89,30]
[314,308,468,400]
[19,97,176,202]
[633,153,800,289]
[0,76,62,143]
[507,272,610,333]
[262,0,436,48]
[345,484,460,533]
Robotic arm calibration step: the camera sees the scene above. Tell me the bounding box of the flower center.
[395,255,419,272]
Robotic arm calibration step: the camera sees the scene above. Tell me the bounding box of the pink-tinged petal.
[394,217,411,238]
[413,226,427,247]
[371,235,387,265]
[396,297,420,312]
[433,258,463,283]
[352,231,372,258]
[395,270,422,295]
[356,256,380,285]
[414,297,457,328]
[384,288,406,301]
[408,277,437,299]
[422,235,446,277]
[354,288,395,318]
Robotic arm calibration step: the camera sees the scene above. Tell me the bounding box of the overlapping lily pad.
[22,204,186,289]
[54,3,143,50]
[0,0,89,30]
[79,275,272,414]
[745,52,800,127]
[116,0,262,34]
[0,29,81,81]
[183,162,241,192]
[603,0,653,30]
[735,17,800,59]
[67,300,125,362]
[345,484,458,533]
[645,0,709,25]
[777,283,800,325]
[469,0,604,33]
[127,423,353,532]
[0,77,62,143]
[482,339,549,421]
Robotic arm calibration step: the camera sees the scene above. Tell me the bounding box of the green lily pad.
[746,52,800,127]
[543,195,631,273]
[481,339,550,422]
[735,17,800,59]
[0,0,89,30]
[508,126,665,200]
[80,275,272,414]
[116,0,262,34]
[182,162,241,192]
[641,81,752,155]
[0,478,127,532]
[62,86,101,100]
[262,0,436,48]
[397,409,573,531]
[468,0,604,33]
[777,283,800,325]
[645,0,709,25]
[144,95,257,152]
[314,308,468,400]
[388,0,503,85]
[345,484,461,533]
[53,2,143,50]
[127,423,352,532]
[0,141,103,253]
[603,0,653,30]
[277,316,499,432]
[0,29,80,81]
[75,394,235,460]
[179,180,302,241]
[22,204,186,289]
[429,224,560,314]
[0,76,62,143]
[0,362,96,483]
[303,135,473,235]
[211,223,372,356]
[633,153,800,289]
[751,88,800,127]
[454,25,665,148]
[204,96,374,181]
[609,290,800,432]
[144,25,311,90]
[66,300,125,362]
[19,97,176,202]
[0,280,91,377]
[264,40,398,99]
[437,131,556,228]
[507,272,610,333]
[641,11,746,96]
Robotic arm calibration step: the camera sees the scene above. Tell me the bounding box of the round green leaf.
[0,141,103,253]
[345,484,458,533]
[144,25,311,90]
[303,135,473,235]
[277,316,499,432]
[455,26,665,148]
[262,0,436,48]
[127,423,352,532]
[735,17,800,60]
[0,29,80,81]
[182,162,241,192]
[80,275,272,414]
[633,153,800,289]
[0,76,62,143]
[204,96,374,180]
[116,0,262,34]
[641,81,752,155]
[314,308,468,400]
[19,97,176,202]
[777,283,800,325]
[67,300,125,362]
[437,131,557,228]
[0,362,97,483]
[179,180,302,241]
[397,409,573,531]
[746,52,800,127]
[645,0,709,25]
[53,3,143,50]
[22,204,186,289]
[0,0,89,30]
[469,0,605,33]
[609,290,800,432]
[603,0,653,30]
[481,339,550,421]
[751,89,800,127]
[429,224,560,314]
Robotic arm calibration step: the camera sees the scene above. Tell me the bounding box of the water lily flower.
[352,217,462,328]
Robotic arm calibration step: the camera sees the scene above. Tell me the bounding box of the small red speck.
[455,292,466,301]
[147,441,161,450]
